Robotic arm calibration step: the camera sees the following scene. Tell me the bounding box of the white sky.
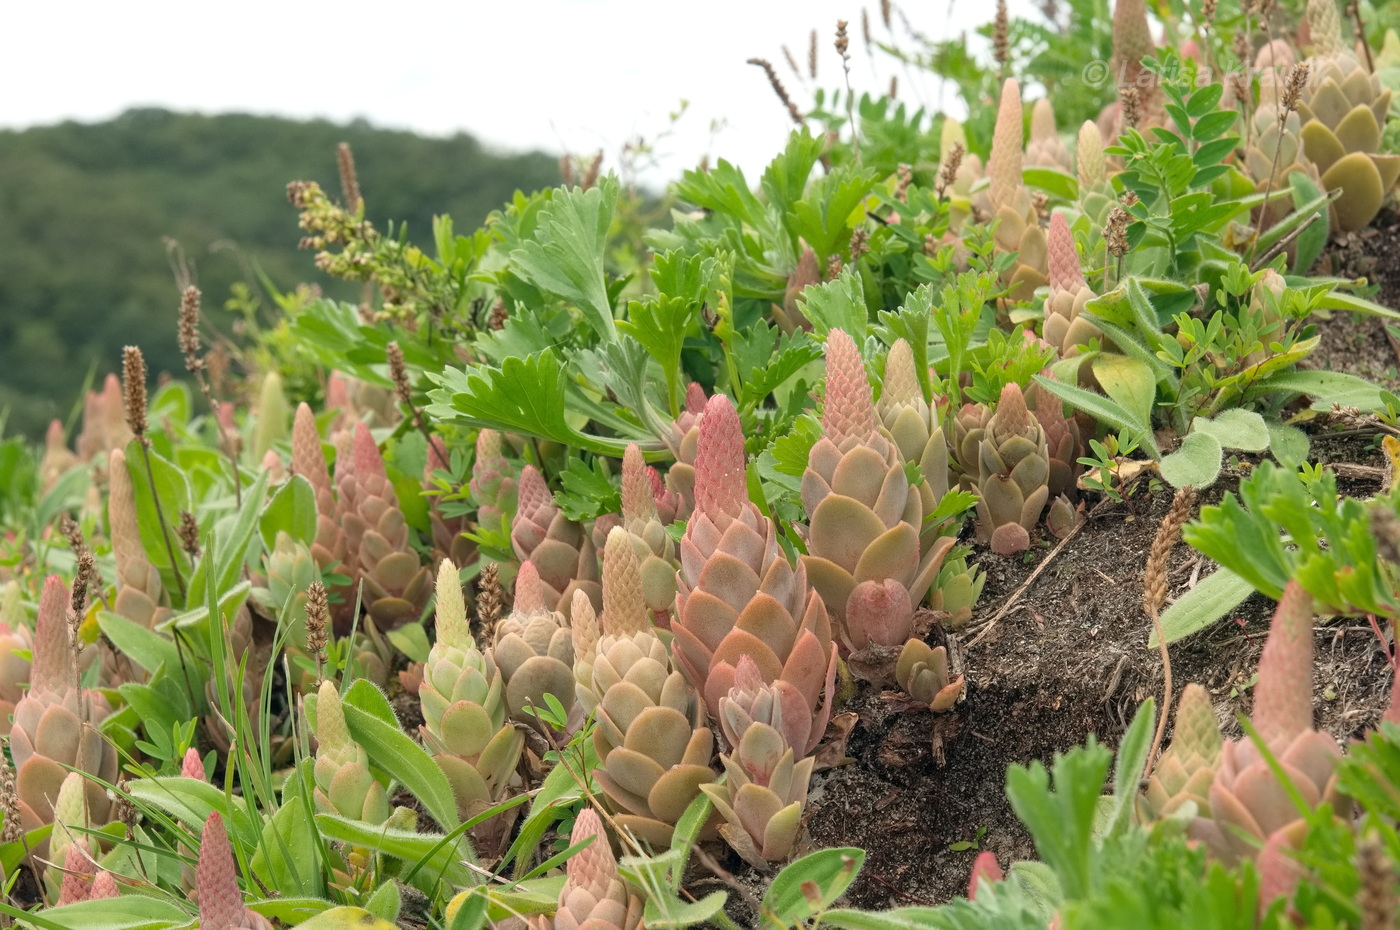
[3,0,1036,185]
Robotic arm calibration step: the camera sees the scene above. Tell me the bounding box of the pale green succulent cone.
[420,560,524,835]
[1140,683,1222,824]
[312,681,391,824]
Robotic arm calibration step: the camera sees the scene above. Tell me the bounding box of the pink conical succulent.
[662,382,708,518]
[1025,98,1071,172]
[181,747,206,780]
[1183,583,1350,876]
[198,813,270,930]
[89,869,120,901]
[292,403,353,630]
[40,419,77,492]
[469,428,518,532]
[801,331,954,667]
[338,421,432,630]
[56,839,97,905]
[968,851,1004,901]
[511,464,601,620]
[988,79,1026,214]
[674,394,837,755]
[618,443,679,625]
[10,575,117,843]
[551,808,643,929]
[75,373,131,460]
[0,596,33,738]
[109,448,169,629]
[974,383,1051,555]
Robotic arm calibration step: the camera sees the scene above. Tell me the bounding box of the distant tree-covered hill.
[0,108,560,437]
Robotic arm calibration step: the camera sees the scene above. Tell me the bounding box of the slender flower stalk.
[747,59,805,126]
[177,287,241,507]
[836,19,859,163]
[124,346,186,601]
[387,341,447,464]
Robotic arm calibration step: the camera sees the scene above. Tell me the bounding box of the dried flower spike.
[1280,62,1308,115]
[748,58,805,126]
[337,141,362,215]
[0,749,20,844]
[387,341,411,405]
[937,142,964,199]
[1105,206,1131,258]
[178,286,202,373]
[1120,85,1142,130]
[305,580,330,668]
[809,28,819,78]
[993,0,1010,72]
[1144,488,1197,619]
[121,346,149,439]
[476,561,503,642]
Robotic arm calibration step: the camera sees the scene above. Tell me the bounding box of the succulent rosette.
[1139,683,1221,823]
[974,383,1051,556]
[108,447,170,629]
[800,330,955,662]
[895,638,964,712]
[339,421,432,630]
[673,393,838,756]
[618,443,680,626]
[1042,213,1102,358]
[591,530,716,847]
[661,382,707,518]
[986,79,1048,301]
[512,464,602,619]
[419,559,523,829]
[490,561,577,727]
[312,680,390,824]
[701,655,815,868]
[546,808,644,929]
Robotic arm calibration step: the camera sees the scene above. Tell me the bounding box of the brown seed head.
[1121,190,1140,207]
[937,142,965,199]
[178,511,201,559]
[862,9,872,51]
[896,163,913,201]
[1281,62,1309,114]
[488,296,509,331]
[747,58,805,126]
[782,45,802,79]
[305,580,329,658]
[826,252,845,281]
[1358,834,1397,930]
[880,0,892,29]
[387,341,411,406]
[849,227,870,262]
[71,549,95,625]
[580,151,603,192]
[179,286,202,373]
[1233,28,1251,65]
[1120,85,1142,130]
[1106,206,1131,258]
[835,19,850,59]
[1202,0,1217,24]
[476,561,503,641]
[809,29,819,78]
[110,778,137,835]
[889,75,898,99]
[1144,487,1197,618]
[337,142,362,214]
[60,516,84,554]
[0,751,20,844]
[122,346,149,438]
[993,0,1010,70]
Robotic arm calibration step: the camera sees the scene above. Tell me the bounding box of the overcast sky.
[4,0,1036,185]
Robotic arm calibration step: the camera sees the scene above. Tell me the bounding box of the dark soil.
[756,218,1400,911]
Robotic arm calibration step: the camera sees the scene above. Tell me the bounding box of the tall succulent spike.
[40,419,77,492]
[109,448,168,629]
[620,443,679,625]
[676,393,838,754]
[512,464,602,619]
[1112,0,1160,129]
[1077,121,1107,193]
[803,331,954,667]
[662,383,707,519]
[1308,0,1344,59]
[1043,213,1102,358]
[1025,98,1071,172]
[469,428,517,531]
[602,527,650,636]
[313,680,390,823]
[876,338,952,514]
[986,79,1049,301]
[199,813,271,930]
[339,421,432,630]
[1184,582,1351,868]
[1251,582,1315,749]
[11,576,116,846]
[420,559,522,841]
[293,403,351,629]
[571,589,602,713]
[552,808,644,929]
[988,79,1026,213]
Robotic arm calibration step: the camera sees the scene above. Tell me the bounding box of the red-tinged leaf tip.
[694,394,747,519]
[46,419,65,447]
[351,421,383,479]
[734,653,764,691]
[1047,213,1086,292]
[33,574,75,693]
[1253,581,1316,749]
[326,371,349,409]
[198,813,249,930]
[514,561,549,615]
[181,747,206,780]
[685,382,707,414]
[821,329,877,447]
[968,851,1004,900]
